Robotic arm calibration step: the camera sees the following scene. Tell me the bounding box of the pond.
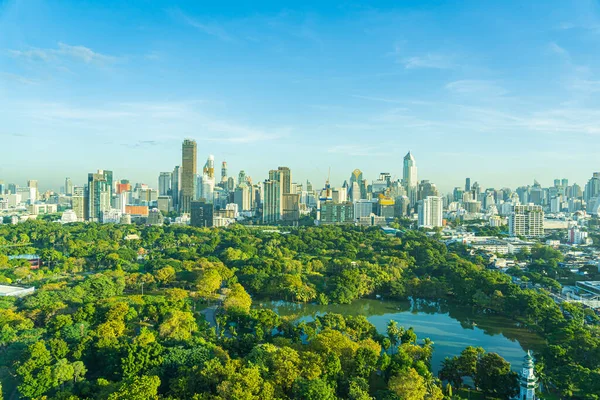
[255,298,545,373]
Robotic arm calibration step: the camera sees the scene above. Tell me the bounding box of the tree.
[388,368,427,400]
[155,266,176,285]
[197,268,222,299]
[223,283,252,314]
[474,352,518,398]
[107,375,161,400]
[159,310,198,341]
[293,378,336,400]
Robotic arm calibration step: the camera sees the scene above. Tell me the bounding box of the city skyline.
[0,145,597,194]
[3,0,600,190]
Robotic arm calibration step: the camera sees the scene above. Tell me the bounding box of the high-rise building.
[417,196,443,228]
[7,183,17,194]
[221,161,228,183]
[0,180,5,195]
[190,200,213,227]
[65,178,73,196]
[86,170,112,221]
[27,180,39,201]
[349,169,366,200]
[282,193,300,223]
[402,152,418,205]
[263,179,282,224]
[234,183,252,211]
[203,155,215,179]
[509,204,544,237]
[584,172,600,205]
[181,139,197,213]
[319,201,354,225]
[171,166,181,211]
[417,180,439,200]
[158,172,171,196]
[402,152,417,188]
[71,186,86,221]
[465,177,471,192]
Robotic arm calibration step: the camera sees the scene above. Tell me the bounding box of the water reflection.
[256,298,544,373]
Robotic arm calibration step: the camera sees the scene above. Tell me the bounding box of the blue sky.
[1,0,599,192]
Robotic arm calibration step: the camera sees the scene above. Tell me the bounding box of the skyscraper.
[190,200,213,227]
[402,152,417,188]
[181,139,197,213]
[171,166,181,211]
[203,154,215,179]
[158,172,171,196]
[87,170,112,221]
[221,161,228,183]
[403,152,418,205]
[465,177,471,192]
[27,180,39,201]
[263,179,282,224]
[417,196,443,228]
[65,178,73,196]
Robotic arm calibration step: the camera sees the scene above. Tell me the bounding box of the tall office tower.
[349,169,366,200]
[221,161,228,183]
[27,180,39,201]
[263,179,282,224]
[306,180,313,193]
[190,200,213,228]
[158,172,171,196]
[402,152,418,205]
[282,193,301,223]
[171,166,181,211]
[417,196,443,228]
[87,170,112,221]
[277,167,292,194]
[7,183,17,194]
[570,183,583,198]
[529,181,543,205]
[349,181,360,202]
[234,183,252,211]
[227,177,235,192]
[203,155,215,179]
[509,204,544,237]
[402,152,417,188]
[561,178,569,189]
[71,186,86,221]
[417,180,439,200]
[584,172,600,204]
[181,139,197,213]
[238,170,247,185]
[65,178,73,196]
[465,177,471,192]
[0,180,5,195]
[553,179,561,187]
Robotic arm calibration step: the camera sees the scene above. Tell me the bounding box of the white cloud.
[13,100,284,144]
[8,42,117,65]
[170,8,234,42]
[445,80,508,96]
[402,53,455,69]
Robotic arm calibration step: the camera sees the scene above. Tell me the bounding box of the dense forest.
[0,221,598,399]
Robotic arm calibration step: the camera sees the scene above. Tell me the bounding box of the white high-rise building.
[403,151,418,205]
[418,196,443,228]
[509,204,544,237]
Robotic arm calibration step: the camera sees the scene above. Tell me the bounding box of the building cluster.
[1,140,599,241]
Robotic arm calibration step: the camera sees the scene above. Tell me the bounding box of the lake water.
[255,298,545,373]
